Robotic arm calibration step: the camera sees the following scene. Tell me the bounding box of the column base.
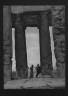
[16,68,28,79]
[4,70,11,83]
[57,66,65,78]
[41,65,53,76]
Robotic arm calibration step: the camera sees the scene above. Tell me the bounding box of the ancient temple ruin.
[3,5,65,83]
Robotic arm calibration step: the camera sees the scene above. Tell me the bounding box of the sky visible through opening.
[12,26,56,71]
[25,27,40,67]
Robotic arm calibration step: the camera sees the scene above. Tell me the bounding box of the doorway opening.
[25,27,40,77]
[12,28,16,72]
[11,26,57,79]
[11,28,16,79]
[49,26,57,71]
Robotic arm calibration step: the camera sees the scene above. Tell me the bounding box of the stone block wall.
[51,6,65,77]
[3,6,12,82]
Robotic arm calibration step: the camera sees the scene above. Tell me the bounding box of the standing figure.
[28,67,30,78]
[36,64,41,78]
[30,65,34,78]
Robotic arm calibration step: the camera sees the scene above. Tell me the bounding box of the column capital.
[15,13,22,25]
[40,11,48,17]
[40,11,48,24]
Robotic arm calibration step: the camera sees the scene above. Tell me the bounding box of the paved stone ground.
[4,77,65,89]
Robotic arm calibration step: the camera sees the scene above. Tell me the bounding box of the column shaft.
[40,12,53,75]
[15,14,28,78]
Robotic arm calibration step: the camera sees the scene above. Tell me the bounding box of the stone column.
[51,6,65,77]
[15,14,28,79]
[40,12,53,75]
[3,6,12,83]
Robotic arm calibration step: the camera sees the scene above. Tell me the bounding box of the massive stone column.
[40,12,53,75]
[3,6,12,82]
[15,14,28,79]
[51,6,65,77]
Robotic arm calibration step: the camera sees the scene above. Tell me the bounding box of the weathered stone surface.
[52,6,65,77]
[23,14,39,26]
[4,70,11,83]
[15,14,28,79]
[3,6,12,82]
[40,12,53,75]
[4,78,65,89]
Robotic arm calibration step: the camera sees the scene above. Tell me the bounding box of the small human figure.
[36,64,41,78]
[30,64,34,78]
[28,67,30,78]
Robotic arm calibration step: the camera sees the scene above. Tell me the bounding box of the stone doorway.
[3,6,65,84]
[11,11,53,79]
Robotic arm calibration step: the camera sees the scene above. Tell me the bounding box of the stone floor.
[4,77,65,89]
